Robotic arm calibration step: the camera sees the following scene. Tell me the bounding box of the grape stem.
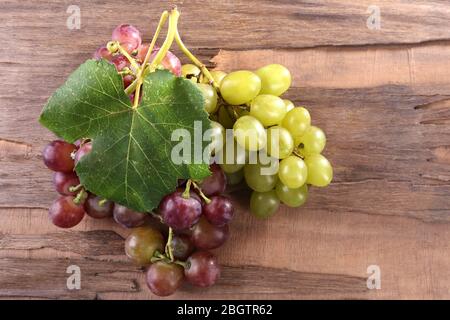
[293,148,304,159]
[182,179,192,199]
[165,227,174,262]
[108,41,141,72]
[174,28,218,90]
[68,184,83,193]
[191,180,211,204]
[73,189,87,205]
[149,210,164,223]
[98,198,107,207]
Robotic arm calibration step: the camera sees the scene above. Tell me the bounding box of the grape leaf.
[40,59,211,212]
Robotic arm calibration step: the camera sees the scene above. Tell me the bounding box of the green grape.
[218,105,235,129]
[250,94,287,127]
[208,121,225,155]
[233,115,266,151]
[298,126,326,155]
[250,190,280,219]
[220,70,261,105]
[197,83,218,114]
[284,99,295,112]
[226,168,244,185]
[255,64,291,96]
[281,107,311,138]
[278,155,308,188]
[244,162,278,192]
[202,70,227,86]
[304,154,333,187]
[182,64,201,82]
[275,180,308,208]
[266,126,294,159]
[218,140,247,173]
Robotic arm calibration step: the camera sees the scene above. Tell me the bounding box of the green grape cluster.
[181,63,333,219]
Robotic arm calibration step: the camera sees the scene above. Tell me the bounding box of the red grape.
[123,74,134,88]
[146,262,184,296]
[171,234,194,261]
[185,251,220,287]
[42,140,76,172]
[74,142,92,165]
[191,217,229,250]
[125,226,165,266]
[111,24,142,54]
[48,196,85,228]
[158,190,202,231]
[111,54,129,72]
[202,195,234,226]
[198,163,226,197]
[113,204,146,228]
[53,171,80,196]
[137,45,181,76]
[84,194,114,219]
[93,46,113,61]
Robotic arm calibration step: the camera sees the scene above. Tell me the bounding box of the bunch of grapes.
[180,63,333,219]
[41,10,333,297]
[42,23,238,297]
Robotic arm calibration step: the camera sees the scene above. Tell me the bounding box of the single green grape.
[250,190,280,219]
[244,162,278,192]
[255,64,291,96]
[197,83,218,114]
[226,169,244,185]
[233,115,266,151]
[278,155,308,188]
[298,126,326,155]
[218,140,247,173]
[202,70,227,86]
[283,99,295,112]
[182,64,201,83]
[266,126,294,159]
[250,94,287,127]
[275,180,308,208]
[220,70,261,105]
[208,121,225,155]
[281,107,311,138]
[304,154,333,187]
[218,105,235,129]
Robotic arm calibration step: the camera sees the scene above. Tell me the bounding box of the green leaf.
[40,59,211,212]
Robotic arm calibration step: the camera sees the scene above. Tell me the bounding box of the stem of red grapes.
[107,41,140,72]
[69,184,83,193]
[182,179,192,199]
[73,189,87,205]
[165,227,174,262]
[141,10,169,69]
[191,181,211,204]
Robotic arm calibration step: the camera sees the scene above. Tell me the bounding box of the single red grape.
[191,217,229,250]
[198,163,226,197]
[111,54,129,72]
[113,204,146,228]
[53,171,80,196]
[74,142,92,165]
[202,195,234,226]
[185,251,220,287]
[84,194,114,219]
[93,46,113,61]
[146,262,184,296]
[125,226,165,266]
[48,196,85,228]
[112,24,142,54]
[171,234,195,261]
[158,190,202,231]
[42,140,76,172]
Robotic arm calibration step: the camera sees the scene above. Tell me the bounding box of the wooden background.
[0,0,449,299]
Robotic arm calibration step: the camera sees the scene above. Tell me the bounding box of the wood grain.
[0,0,449,299]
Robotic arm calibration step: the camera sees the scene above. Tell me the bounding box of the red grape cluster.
[43,139,234,296]
[93,24,181,100]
